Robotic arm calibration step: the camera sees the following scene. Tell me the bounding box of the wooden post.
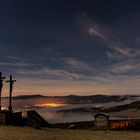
[6,75,16,111]
[0,72,6,110]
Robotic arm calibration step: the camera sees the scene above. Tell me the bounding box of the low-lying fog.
[1,96,140,123]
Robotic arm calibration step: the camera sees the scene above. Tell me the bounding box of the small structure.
[94,113,110,130]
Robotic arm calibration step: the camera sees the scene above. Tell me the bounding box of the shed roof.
[94,113,109,118]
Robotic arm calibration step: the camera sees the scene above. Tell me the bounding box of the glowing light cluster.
[110,120,137,129]
[1,107,8,110]
[35,103,66,108]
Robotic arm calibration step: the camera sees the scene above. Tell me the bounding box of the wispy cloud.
[15,68,90,80]
[10,69,140,96]
[88,27,105,40]
[78,13,140,59]
[88,25,139,58]
[60,58,92,71]
[109,59,140,74]
[5,56,23,61]
[0,62,37,67]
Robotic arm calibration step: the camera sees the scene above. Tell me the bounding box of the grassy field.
[0,126,139,140]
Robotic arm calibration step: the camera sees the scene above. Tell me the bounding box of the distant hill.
[3,94,45,99]
[103,100,140,113]
[3,94,140,104]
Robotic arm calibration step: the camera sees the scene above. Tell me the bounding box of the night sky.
[0,0,140,96]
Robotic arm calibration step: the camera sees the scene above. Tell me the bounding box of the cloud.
[111,64,134,74]
[60,58,92,71]
[5,56,23,61]
[78,13,140,59]
[6,70,140,96]
[88,26,140,58]
[109,60,140,74]
[88,27,105,40]
[15,68,90,80]
[0,62,37,67]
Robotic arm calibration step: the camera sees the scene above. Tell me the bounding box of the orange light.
[95,103,103,108]
[110,120,137,129]
[35,103,66,108]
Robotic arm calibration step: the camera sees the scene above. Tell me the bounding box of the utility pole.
[0,72,6,110]
[6,75,16,111]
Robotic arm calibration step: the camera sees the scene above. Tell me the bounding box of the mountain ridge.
[2,94,140,104]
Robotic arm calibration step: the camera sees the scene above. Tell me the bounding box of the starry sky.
[0,0,140,96]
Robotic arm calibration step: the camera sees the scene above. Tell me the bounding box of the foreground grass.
[0,126,139,140]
